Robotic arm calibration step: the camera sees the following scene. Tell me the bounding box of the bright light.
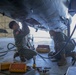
[29,27,51,45]
[19,22,22,29]
[18,22,50,38]
[70,14,76,38]
[29,26,50,38]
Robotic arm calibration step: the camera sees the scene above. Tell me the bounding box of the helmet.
[9,21,16,29]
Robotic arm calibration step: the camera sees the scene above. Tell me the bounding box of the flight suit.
[13,25,37,61]
[53,32,75,60]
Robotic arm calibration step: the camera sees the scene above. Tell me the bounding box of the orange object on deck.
[9,63,27,73]
[36,45,50,53]
[0,63,10,70]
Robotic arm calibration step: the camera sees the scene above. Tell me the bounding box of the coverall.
[13,24,36,60]
[53,32,75,60]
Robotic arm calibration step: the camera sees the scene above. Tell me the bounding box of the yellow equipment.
[33,57,36,69]
[9,63,27,73]
[36,45,50,53]
[0,63,10,70]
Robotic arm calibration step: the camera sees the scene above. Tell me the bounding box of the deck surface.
[0,38,76,75]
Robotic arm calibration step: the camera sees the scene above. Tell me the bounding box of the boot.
[57,54,67,66]
[13,52,19,59]
[67,52,76,65]
[68,52,76,59]
[20,56,26,62]
[57,59,67,66]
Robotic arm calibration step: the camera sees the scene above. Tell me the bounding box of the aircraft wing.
[0,0,76,31]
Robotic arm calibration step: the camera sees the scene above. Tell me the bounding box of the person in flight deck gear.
[9,21,37,62]
[48,30,75,66]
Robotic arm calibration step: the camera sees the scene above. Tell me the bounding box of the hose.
[7,43,16,50]
[0,43,16,57]
[72,39,76,46]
